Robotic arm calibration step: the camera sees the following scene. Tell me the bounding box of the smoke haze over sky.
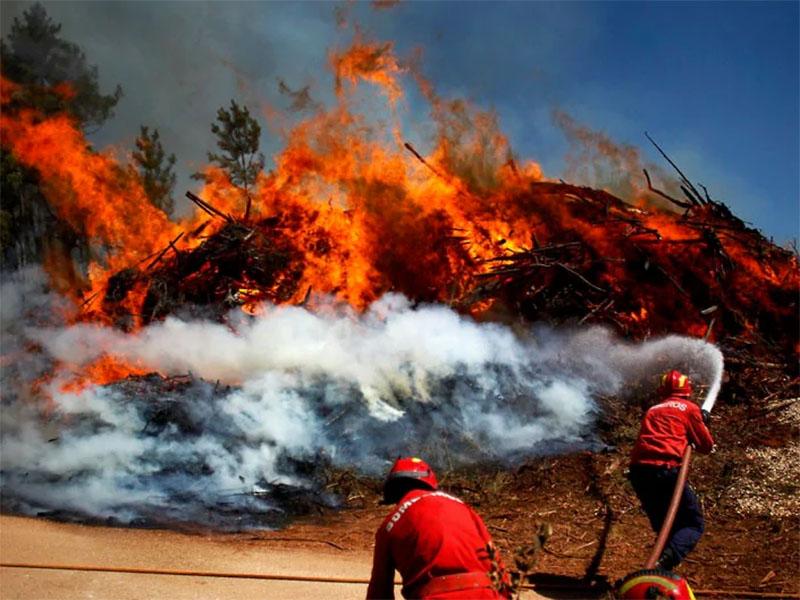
[1,0,797,241]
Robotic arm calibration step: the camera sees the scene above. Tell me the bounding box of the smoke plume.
[1,269,722,529]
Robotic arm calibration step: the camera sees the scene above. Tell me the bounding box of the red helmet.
[387,456,438,490]
[658,370,692,398]
[618,569,696,600]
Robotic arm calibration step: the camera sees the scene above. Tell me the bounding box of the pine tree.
[0,2,122,131]
[132,126,176,216]
[0,2,121,268]
[194,100,265,220]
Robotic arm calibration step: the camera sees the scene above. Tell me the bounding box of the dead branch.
[655,264,690,297]
[681,184,704,208]
[186,191,234,222]
[610,213,662,240]
[258,537,345,551]
[643,168,692,209]
[645,132,707,206]
[578,298,614,325]
[704,317,716,341]
[403,141,444,179]
[146,232,185,271]
[80,290,100,308]
[556,262,607,293]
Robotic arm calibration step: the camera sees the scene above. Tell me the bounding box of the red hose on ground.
[2,562,798,598]
[645,444,693,569]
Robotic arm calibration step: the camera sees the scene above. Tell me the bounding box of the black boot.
[656,546,679,571]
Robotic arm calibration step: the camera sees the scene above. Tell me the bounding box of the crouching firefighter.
[628,370,715,571]
[366,457,511,599]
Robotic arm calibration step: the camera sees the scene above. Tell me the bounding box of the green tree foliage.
[0,147,87,275]
[132,126,176,216]
[0,3,120,269]
[194,100,265,220]
[0,2,122,131]
[0,149,31,260]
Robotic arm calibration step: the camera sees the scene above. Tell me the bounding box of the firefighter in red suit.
[628,370,715,571]
[366,457,510,599]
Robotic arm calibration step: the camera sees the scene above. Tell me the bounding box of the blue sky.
[2,1,798,241]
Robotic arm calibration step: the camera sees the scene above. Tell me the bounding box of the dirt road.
[0,515,545,599]
[0,514,378,599]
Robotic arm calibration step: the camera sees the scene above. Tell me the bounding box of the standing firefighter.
[366,457,510,599]
[628,370,715,571]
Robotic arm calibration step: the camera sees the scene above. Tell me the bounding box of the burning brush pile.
[104,143,797,403]
[0,34,797,529]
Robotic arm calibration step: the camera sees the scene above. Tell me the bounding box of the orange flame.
[1,76,182,312]
[1,31,797,395]
[56,355,152,395]
[330,35,406,106]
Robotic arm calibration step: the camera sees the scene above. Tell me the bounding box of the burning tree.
[0,2,122,131]
[132,126,177,217]
[193,100,265,222]
[0,3,122,272]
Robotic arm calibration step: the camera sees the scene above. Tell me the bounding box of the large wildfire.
[0,32,797,528]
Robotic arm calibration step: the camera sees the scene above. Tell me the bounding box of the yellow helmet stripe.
[619,575,679,596]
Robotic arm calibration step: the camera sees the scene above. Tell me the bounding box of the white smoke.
[526,325,724,410]
[1,271,723,528]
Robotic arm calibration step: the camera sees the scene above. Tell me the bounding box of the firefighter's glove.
[701,409,711,426]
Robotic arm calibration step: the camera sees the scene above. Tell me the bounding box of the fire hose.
[644,444,693,569]
[1,562,797,598]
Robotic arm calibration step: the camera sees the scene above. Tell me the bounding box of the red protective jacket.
[630,395,715,468]
[366,489,507,599]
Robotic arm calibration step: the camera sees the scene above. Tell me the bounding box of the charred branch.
[643,168,692,209]
[403,141,445,179]
[147,232,185,271]
[186,191,234,223]
[556,262,607,293]
[655,264,690,297]
[645,132,707,206]
[612,215,662,240]
[680,184,704,208]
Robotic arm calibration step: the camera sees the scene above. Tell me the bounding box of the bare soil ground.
[269,399,800,597]
[2,399,797,599]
